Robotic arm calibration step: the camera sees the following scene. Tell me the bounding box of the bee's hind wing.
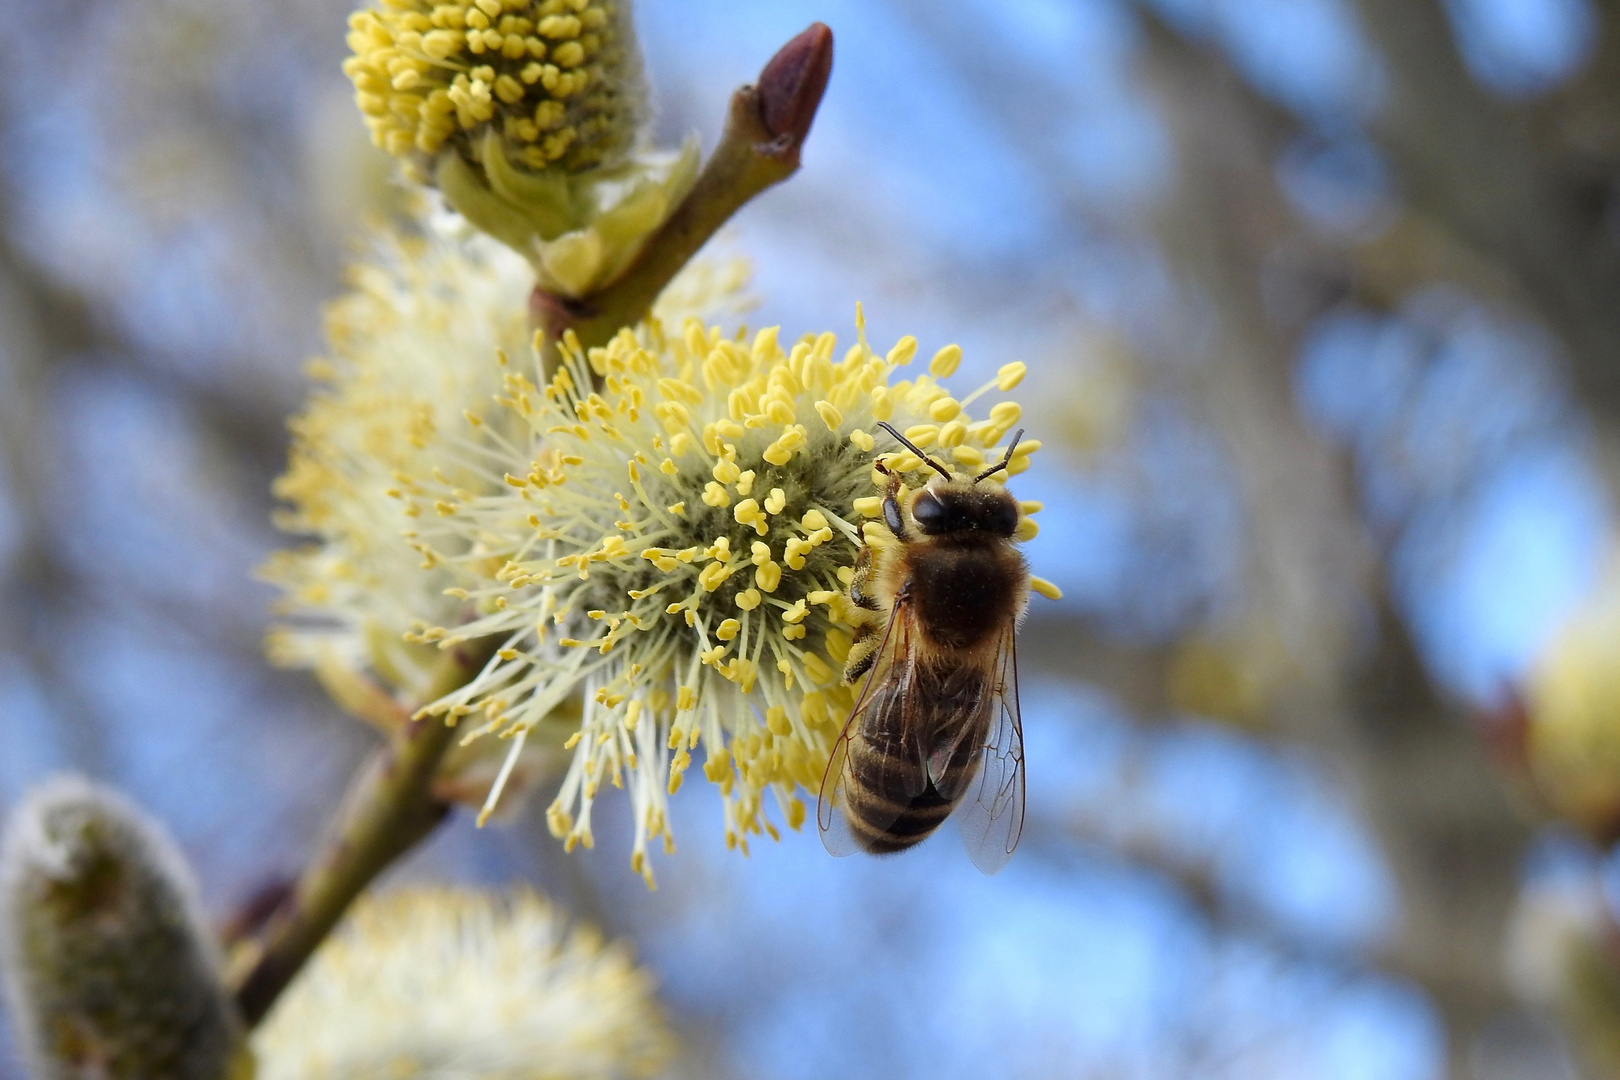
[955,622,1026,875]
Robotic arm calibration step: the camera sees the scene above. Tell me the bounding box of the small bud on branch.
[532,23,835,356]
[757,22,834,164]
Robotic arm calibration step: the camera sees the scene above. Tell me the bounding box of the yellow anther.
[850,428,875,452]
[782,599,809,624]
[886,336,918,366]
[750,541,773,565]
[701,482,730,508]
[930,344,963,378]
[1030,576,1063,601]
[802,653,835,686]
[735,470,756,496]
[929,397,962,422]
[735,588,762,611]
[1015,518,1039,541]
[698,562,734,592]
[997,361,1027,391]
[716,619,741,641]
[734,498,768,535]
[755,561,782,592]
[990,401,1022,427]
[853,496,883,517]
[814,400,843,431]
[764,488,787,515]
[938,420,967,447]
[903,424,939,448]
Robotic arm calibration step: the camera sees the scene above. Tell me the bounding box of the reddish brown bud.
[757,22,833,153]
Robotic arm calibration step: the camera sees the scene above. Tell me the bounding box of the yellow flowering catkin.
[408,313,1045,885]
[262,214,752,817]
[344,0,642,175]
[342,0,707,297]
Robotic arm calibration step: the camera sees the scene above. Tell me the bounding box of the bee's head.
[910,481,1018,538]
[876,422,1025,539]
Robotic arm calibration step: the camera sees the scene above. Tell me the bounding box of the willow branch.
[230,636,500,1026]
[531,22,833,353]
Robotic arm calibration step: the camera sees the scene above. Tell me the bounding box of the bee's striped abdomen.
[841,665,991,854]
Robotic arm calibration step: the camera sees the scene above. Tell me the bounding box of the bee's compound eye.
[911,493,948,533]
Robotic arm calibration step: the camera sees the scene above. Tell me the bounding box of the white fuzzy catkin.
[0,776,244,1080]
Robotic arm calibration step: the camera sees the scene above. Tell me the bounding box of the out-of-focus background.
[6,0,1620,1076]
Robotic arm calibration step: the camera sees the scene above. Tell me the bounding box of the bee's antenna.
[875,421,953,481]
[974,429,1025,483]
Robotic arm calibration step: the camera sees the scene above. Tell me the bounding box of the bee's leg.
[845,628,879,684]
[877,464,911,541]
[847,546,882,613]
[844,547,884,683]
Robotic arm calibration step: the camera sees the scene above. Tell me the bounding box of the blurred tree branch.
[0,219,118,775]
[1135,12,1546,1077]
[1352,0,1620,448]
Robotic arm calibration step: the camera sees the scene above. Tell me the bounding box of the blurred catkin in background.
[0,778,244,1080]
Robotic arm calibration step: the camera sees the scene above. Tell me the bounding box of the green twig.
[531,22,834,356]
[230,637,499,1026]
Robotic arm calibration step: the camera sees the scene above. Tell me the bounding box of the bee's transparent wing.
[954,623,1026,875]
[818,595,914,857]
[817,730,862,857]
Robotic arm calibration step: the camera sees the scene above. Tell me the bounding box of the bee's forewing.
[957,624,1026,875]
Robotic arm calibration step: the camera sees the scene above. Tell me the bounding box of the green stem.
[231,637,499,1026]
[532,23,833,358]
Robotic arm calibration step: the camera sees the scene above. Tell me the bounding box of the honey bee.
[818,421,1030,873]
